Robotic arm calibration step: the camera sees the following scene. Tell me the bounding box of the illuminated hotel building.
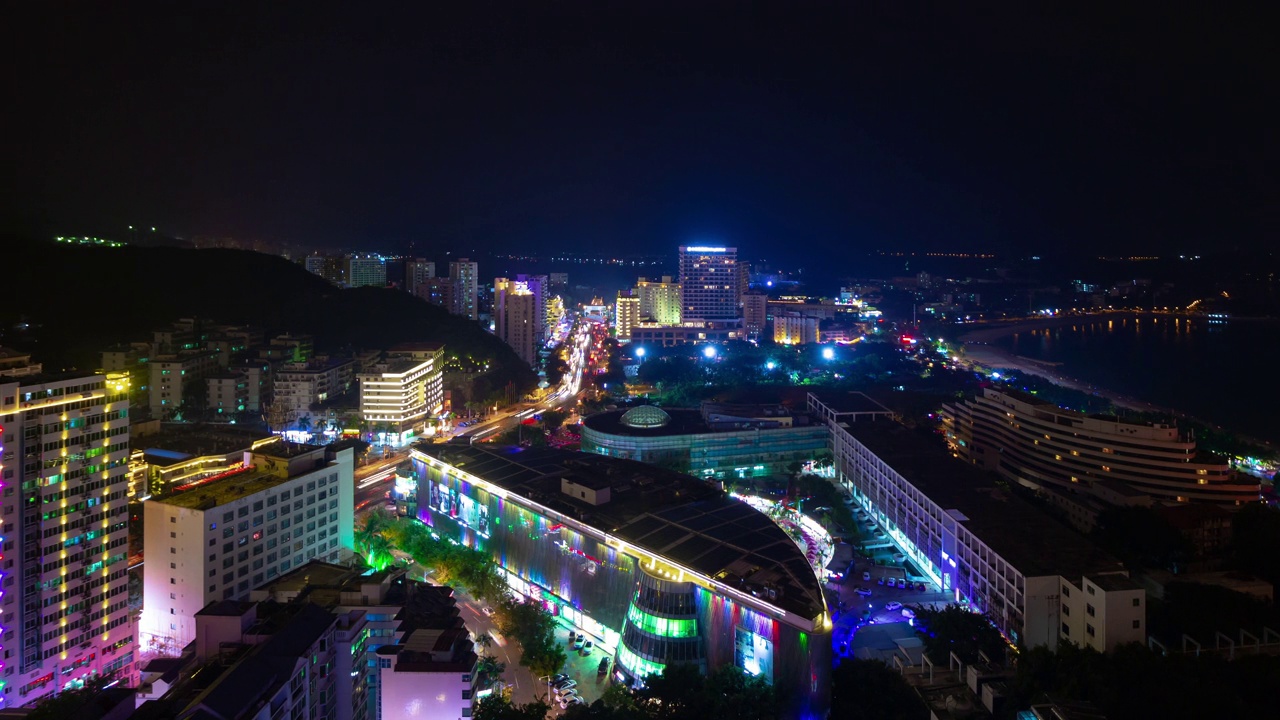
[940,388,1257,505]
[614,291,640,343]
[811,393,1146,653]
[411,445,831,719]
[635,276,682,325]
[494,279,538,366]
[358,352,443,446]
[0,372,134,707]
[140,443,354,653]
[678,246,742,321]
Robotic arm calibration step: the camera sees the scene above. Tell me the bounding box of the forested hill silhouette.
[4,239,535,394]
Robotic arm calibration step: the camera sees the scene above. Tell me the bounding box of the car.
[580,640,593,654]
[572,639,585,651]
[876,576,885,586]
[549,674,568,684]
[862,571,872,582]
[569,697,587,707]
[854,587,873,597]
[598,657,610,675]
[557,688,579,701]
[554,679,577,691]
[885,601,903,612]
[901,607,916,619]
[917,582,927,592]
[481,606,494,617]
[896,578,908,589]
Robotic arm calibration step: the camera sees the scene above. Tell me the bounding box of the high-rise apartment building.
[941,388,1258,505]
[515,274,549,343]
[635,276,682,325]
[1,372,134,707]
[449,259,479,321]
[405,259,436,296]
[139,442,354,652]
[614,291,640,342]
[347,254,387,288]
[742,292,768,337]
[494,279,538,367]
[678,246,742,321]
[415,276,457,313]
[304,255,347,285]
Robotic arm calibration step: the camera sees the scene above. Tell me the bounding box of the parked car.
[554,679,577,692]
[598,657,610,675]
[876,577,886,586]
[580,640,593,654]
[885,601,903,612]
[862,571,872,582]
[917,582,927,592]
[572,639,585,651]
[901,607,916,619]
[549,674,568,684]
[854,587,873,597]
[897,578,909,589]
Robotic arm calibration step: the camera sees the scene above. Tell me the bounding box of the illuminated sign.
[685,246,727,253]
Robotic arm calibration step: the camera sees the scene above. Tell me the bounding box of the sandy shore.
[954,315,1172,413]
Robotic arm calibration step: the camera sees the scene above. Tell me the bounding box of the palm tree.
[297,415,312,434]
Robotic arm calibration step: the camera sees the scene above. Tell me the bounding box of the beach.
[954,315,1173,413]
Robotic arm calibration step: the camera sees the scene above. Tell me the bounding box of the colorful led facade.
[1,373,134,707]
[410,445,830,719]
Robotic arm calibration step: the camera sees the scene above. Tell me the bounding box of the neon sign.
[685,246,727,253]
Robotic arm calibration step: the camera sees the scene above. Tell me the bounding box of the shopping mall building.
[409,444,831,719]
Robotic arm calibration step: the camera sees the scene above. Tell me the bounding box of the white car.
[885,601,903,612]
[901,607,916,619]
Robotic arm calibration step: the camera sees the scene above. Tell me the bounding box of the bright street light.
[702,345,717,359]
[634,347,645,358]
[765,360,776,370]
[822,347,835,360]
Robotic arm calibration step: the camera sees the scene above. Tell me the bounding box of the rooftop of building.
[809,390,894,416]
[161,444,332,509]
[842,422,1125,580]
[388,342,445,353]
[196,600,257,617]
[1088,573,1143,592]
[583,402,816,438]
[413,444,826,619]
[256,561,465,633]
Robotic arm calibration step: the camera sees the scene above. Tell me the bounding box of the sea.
[998,316,1280,444]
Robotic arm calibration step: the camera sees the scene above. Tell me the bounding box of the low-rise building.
[358,347,444,446]
[377,627,478,720]
[149,350,221,417]
[274,356,357,425]
[811,392,1146,652]
[628,320,745,347]
[130,425,279,499]
[773,312,820,345]
[140,443,355,653]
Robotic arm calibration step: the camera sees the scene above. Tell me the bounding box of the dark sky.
[10,2,1275,261]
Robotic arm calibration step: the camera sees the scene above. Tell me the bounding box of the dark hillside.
[2,240,534,393]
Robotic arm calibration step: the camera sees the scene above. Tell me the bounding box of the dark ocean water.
[999,316,1280,443]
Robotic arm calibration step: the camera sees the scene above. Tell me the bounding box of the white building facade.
[358,353,443,445]
[140,444,354,652]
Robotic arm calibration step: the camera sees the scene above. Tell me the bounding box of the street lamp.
[703,345,717,359]
[634,347,645,359]
[765,360,776,370]
[822,347,835,361]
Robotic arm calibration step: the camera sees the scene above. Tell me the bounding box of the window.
[1061,605,1070,616]
[1132,598,1140,607]
[1132,620,1141,629]
[1086,624,1095,637]
[1061,623,1070,635]
[1086,585,1095,596]
[169,517,176,524]
[223,512,234,523]
[1086,604,1095,617]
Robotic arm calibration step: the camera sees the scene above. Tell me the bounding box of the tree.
[541,409,568,433]
[830,659,926,720]
[472,694,551,720]
[477,653,506,683]
[914,605,1007,665]
[26,677,113,720]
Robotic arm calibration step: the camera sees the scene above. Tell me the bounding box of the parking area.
[544,626,614,713]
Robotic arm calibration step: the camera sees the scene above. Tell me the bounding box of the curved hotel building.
[941,388,1258,506]
[409,444,830,719]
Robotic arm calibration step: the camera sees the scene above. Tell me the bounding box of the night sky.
[10,3,1275,261]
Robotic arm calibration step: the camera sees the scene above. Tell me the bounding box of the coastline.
[951,313,1181,413]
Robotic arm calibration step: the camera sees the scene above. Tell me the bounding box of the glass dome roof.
[619,405,671,429]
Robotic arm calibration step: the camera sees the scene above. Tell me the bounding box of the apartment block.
[148,351,220,417]
[773,312,820,345]
[405,259,436,296]
[615,291,640,343]
[678,246,741,321]
[810,393,1144,652]
[449,259,479,320]
[140,443,354,653]
[273,357,357,424]
[494,278,538,366]
[348,254,388,288]
[0,372,134,707]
